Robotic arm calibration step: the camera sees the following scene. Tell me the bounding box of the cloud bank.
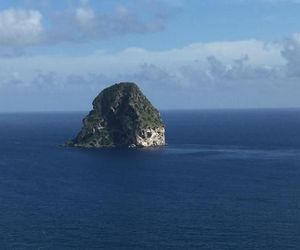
[1,34,300,110]
[0,8,43,47]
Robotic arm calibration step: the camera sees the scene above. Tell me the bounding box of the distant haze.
[1,0,300,112]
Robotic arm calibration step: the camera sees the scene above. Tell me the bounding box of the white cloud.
[0,38,286,89]
[0,8,44,47]
[75,6,95,25]
[44,2,167,44]
[281,32,300,77]
[1,34,300,110]
[0,0,171,48]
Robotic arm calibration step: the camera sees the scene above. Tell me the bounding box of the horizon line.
[1,107,300,114]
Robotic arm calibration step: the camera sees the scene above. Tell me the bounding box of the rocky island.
[67,82,165,148]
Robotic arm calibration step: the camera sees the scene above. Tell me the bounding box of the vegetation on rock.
[68,82,165,148]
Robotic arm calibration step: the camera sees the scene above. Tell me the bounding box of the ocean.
[0,109,299,249]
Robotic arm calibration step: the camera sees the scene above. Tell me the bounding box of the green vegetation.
[68,82,165,148]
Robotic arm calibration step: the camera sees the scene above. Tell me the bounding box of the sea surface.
[0,109,299,250]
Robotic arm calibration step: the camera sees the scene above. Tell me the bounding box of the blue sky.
[1,0,300,111]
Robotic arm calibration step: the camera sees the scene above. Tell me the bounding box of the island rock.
[68,82,165,148]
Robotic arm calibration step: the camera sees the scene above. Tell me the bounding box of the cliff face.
[68,82,165,148]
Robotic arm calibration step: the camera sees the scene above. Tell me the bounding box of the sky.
[1,0,300,112]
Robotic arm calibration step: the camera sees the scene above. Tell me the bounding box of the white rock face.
[135,127,165,147]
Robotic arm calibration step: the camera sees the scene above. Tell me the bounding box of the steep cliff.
[68,82,165,148]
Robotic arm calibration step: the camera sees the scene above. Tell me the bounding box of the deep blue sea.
[0,109,300,250]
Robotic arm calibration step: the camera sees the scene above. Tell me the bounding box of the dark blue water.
[0,110,300,249]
